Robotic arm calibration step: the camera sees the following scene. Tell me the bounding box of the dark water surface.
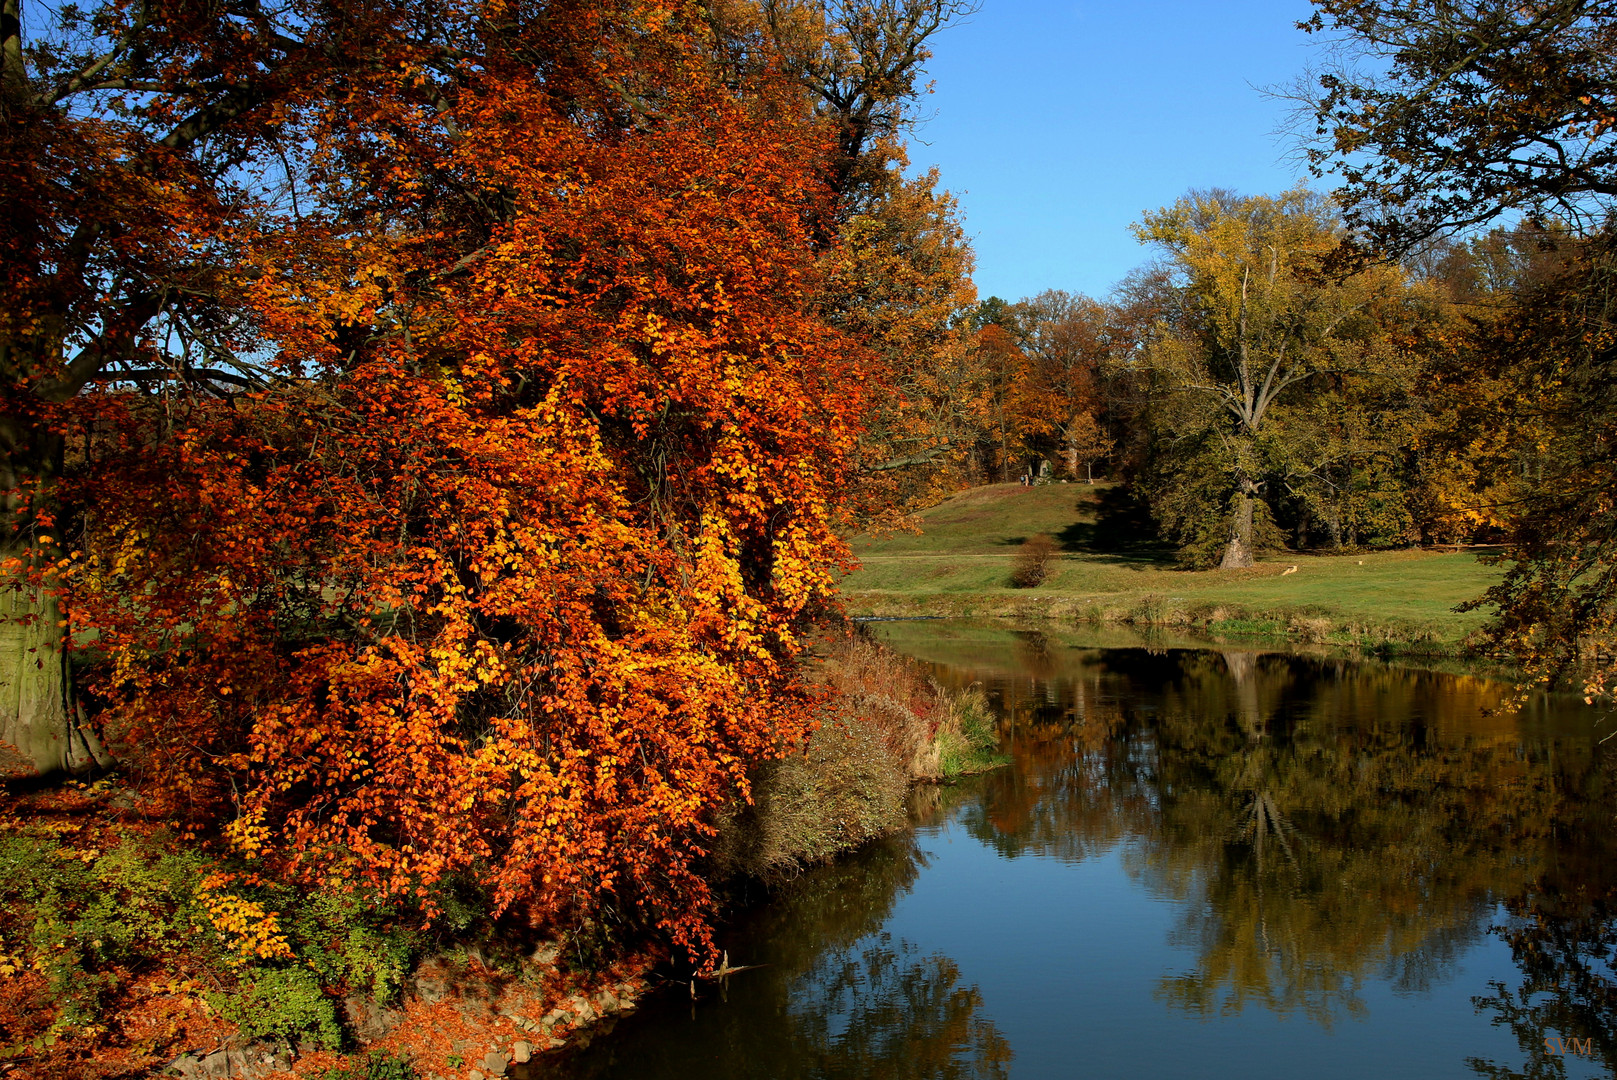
[547,623,1617,1079]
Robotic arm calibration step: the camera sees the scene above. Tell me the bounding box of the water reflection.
[789,936,1012,1080]
[1467,885,1617,1078]
[547,626,1615,1078]
[546,828,1011,1079]
[951,645,1614,1033]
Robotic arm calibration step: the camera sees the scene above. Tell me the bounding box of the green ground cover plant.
[0,792,427,1070]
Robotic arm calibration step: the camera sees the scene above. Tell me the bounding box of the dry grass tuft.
[711,628,1004,881]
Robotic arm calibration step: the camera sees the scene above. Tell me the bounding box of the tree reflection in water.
[790,936,1011,1080]
[1467,886,1617,1079]
[546,628,1617,1077]
[916,638,1617,1032]
[543,826,1011,1080]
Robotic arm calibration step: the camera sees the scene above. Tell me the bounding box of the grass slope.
[842,483,1502,649]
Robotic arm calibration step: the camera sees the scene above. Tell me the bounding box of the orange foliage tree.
[1001,290,1115,480]
[17,2,871,959]
[723,1,984,512]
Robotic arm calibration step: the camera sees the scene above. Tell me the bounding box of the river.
[541,621,1617,1079]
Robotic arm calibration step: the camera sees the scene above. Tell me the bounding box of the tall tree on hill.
[820,159,983,507]
[1007,290,1117,480]
[749,0,978,202]
[1131,188,1417,568]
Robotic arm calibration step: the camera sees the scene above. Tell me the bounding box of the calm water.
[546,623,1617,1079]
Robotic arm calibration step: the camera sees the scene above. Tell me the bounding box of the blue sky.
[908,0,1321,303]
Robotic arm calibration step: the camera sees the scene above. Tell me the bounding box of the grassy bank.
[843,483,1502,652]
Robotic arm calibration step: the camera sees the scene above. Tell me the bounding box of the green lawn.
[848,482,1124,555]
[842,483,1502,648]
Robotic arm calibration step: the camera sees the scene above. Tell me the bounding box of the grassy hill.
[841,482,1503,650]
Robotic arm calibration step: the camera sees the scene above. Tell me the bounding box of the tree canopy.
[1302,0,1617,700]
[1,0,977,961]
[1301,0,1617,251]
[1127,188,1426,567]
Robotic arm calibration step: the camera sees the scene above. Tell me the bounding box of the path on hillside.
[854,552,1018,559]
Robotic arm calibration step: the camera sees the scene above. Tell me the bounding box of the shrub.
[1011,536,1058,588]
[712,629,1007,879]
[0,832,209,1028]
[711,714,907,881]
[1131,592,1172,624]
[287,890,421,1005]
[208,967,343,1050]
[817,631,940,779]
[320,1051,419,1080]
[0,820,425,1059]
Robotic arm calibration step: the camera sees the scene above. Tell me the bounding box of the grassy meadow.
[842,483,1503,650]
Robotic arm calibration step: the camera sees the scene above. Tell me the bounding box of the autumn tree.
[1,0,353,774]
[1395,225,1578,545]
[1300,0,1617,252]
[821,162,984,506]
[1461,239,1617,702]
[3,0,903,963]
[1006,290,1117,481]
[745,0,979,201]
[712,1,985,511]
[0,0,543,775]
[1300,1,1617,700]
[1129,188,1420,567]
[1060,412,1114,484]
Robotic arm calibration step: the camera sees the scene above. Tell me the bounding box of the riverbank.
[0,630,999,1080]
[842,483,1502,654]
[710,628,1007,883]
[0,780,660,1080]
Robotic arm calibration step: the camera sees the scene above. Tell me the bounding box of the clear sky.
[909,0,1321,304]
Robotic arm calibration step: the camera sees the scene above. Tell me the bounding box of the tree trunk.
[0,404,110,778]
[1219,649,1267,740]
[1220,480,1258,569]
[997,414,1009,483]
[0,547,109,778]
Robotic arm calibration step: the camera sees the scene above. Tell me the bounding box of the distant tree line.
[864,188,1573,569]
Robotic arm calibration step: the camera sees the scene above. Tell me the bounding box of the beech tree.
[1,0,430,774]
[823,161,983,507]
[1061,412,1114,484]
[748,0,979,200]
[765,1,987,507]
[2,0,896,959]
[1397,226,1571,545]
[1462,240,1617,704]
